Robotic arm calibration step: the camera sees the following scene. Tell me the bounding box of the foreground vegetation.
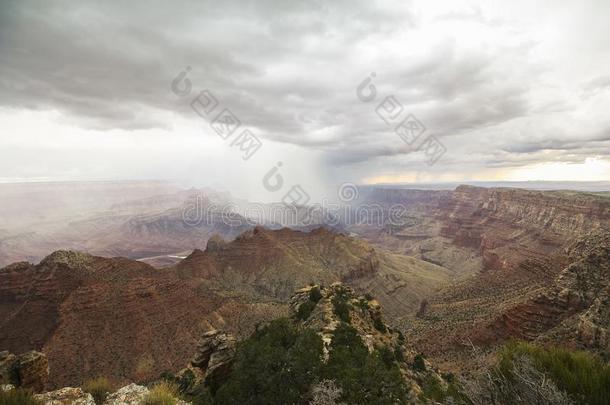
[0,389,41,405]
[190,318,409,404]
[82,377,114,404]
[497,342,610,405]
[457,341,610,405]
[141,381,180,405]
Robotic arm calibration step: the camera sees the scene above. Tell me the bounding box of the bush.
[412,354,426,372]
[372,316,387,332]
[377,346,396,368]
[296,300,317,321]
[309,379,343,405]
[324,323,409,404]
[82,377,114,404]
[498,341,610,405]
[141,381,179,405]
[309,287,322,303]
[331,293,351,323]
[393,345,405,363]
[463,354,572,405]
[214,318,323,404]
[0,389,41,405]
[159,370,197,396]
[420,374,446,402]
[198,318,409,405]
[355,298,369,313]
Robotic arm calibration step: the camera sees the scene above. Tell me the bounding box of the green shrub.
[0,389,42,405]
[377,346,396,368]
[199,318,409,405]
[412,354,426,371]
[372,316,387,332]
[355,298,369,313]
[82,377,114,404]
[324,324,409,404]
[214,318,323,404]
[393,345,405,363]
[420,374,446,402]
[442,372,455,383]
[141,381,179,405]
[296,300,317,321]
[308,287,322,302]
[177,369,196,394]
[331,294,351,323]
[160,369,196,395]
[498,341,610,405]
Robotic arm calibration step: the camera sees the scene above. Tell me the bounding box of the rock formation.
[191,330,236,386]
[0,226,449,387]
[288,283,450,399]
[34,387,95,405]
[484,231,610,349]
[357,186,610,368]
[102,383,150,405]
[0,350,48,392]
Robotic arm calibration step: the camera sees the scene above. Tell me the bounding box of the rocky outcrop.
[0,351,16,386]
[290,283,450,399]
[437,186,610,271]
[578,288,610,350]
[0,350,48,392]
[102,383,149,405]
[0,225,475,387]
[35,387,95,405]
[361,185,609,276]
[191,330,236,386]
[290,283,402,356]
[483,231,610,347]
[101,383,191,405]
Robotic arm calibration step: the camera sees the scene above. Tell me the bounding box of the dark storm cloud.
[0,0,609,171]
[497,124,610,155]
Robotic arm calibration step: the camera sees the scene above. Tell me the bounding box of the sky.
[0,0,609,202]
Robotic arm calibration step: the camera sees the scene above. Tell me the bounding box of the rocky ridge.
[187,283,451,401]
[0,226,450,387]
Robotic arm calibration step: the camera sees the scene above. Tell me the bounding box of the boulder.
[103,383,149,405]
[0,351,17,386]
[0,350,49,392]
[191,330,236,385]
[15,351,49,392]
[35,387,95,405]
[102,383,191,405]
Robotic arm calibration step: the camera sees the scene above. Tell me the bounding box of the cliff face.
[483,231,610,350]
[176,226,381,300]
[438,186,610,272]
[0,227,449,387]
[362,186,610,367]
[0,251,230,388]
[359,186,609,272]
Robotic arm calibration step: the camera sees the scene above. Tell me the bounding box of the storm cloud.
[1,0,609,193]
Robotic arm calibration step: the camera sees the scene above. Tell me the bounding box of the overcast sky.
[1,0,609,201]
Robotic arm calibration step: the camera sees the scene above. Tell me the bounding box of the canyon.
[1,183,609,390]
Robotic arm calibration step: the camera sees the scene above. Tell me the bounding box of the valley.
[1,182,609,400]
